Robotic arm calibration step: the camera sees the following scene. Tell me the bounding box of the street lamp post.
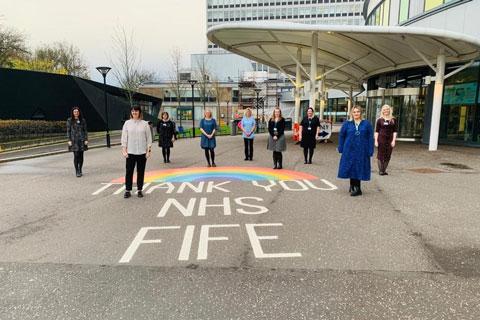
[254,88,261,133]
[96,66,112,148]
[188,79,198,138]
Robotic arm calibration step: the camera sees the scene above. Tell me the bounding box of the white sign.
[317,120,332,141]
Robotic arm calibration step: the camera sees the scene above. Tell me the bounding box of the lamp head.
[96,66,111,77]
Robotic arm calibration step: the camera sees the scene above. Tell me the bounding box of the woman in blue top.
[199,109,217,167]
[337,106,374,196]
[240,108,256,161]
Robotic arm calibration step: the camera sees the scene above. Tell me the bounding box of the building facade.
[363,0,480,146]
[207,0,365,53]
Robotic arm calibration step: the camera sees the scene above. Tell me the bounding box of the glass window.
[424,0,444,11]
[399,0,409,23]
[382,0,390,25]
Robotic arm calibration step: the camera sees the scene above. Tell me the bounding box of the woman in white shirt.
[121,106,152,198]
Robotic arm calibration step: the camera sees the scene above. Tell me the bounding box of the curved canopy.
[207,22,480,90]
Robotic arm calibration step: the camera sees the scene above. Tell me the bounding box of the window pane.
[424,0,443,11]
[399,0,409,23]
[382,0,390,25]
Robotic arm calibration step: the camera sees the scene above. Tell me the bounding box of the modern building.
[363,0,480,146]
[207,0,365,54]
[0,68,162,131]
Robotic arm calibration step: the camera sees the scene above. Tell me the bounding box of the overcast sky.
[1,0,207,83]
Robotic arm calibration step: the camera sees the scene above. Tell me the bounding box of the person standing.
[199,109,217,167]
[157,112,176,163]
[299,107,320,164]
[240,108,256,161]
[374,105,398,175]
[337,106,374,196]
[67,106,88,177]
[121,106,152,199]
[267,107,286,169]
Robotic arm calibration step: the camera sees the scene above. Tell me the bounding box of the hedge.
[0,120,66,141]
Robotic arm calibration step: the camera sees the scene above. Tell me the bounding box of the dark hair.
[307,107,314,113]
[130,106,143,119]
[70,106,83,120]
[161,111,169,119]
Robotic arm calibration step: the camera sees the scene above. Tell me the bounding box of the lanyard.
[354,121,361,136]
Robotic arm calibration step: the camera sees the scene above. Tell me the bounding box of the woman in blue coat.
[337,106,374,196]
[199,109,217,167]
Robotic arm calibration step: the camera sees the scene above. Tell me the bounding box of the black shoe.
[212,163,217,167]
[249,157,253,161]
[164,159,167,163]
[349,186,353,193]
[308,160,312,164]
[167,160,171,163]
[76,170,81,177]
[383,172,388,175]
[207,163,212,167]
[124,191,131,198]
[304,160,308,164]
[244,158,249,161]
[350,186,362,197]
[137,191,143,198]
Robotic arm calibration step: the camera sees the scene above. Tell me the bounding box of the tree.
[35,42,89,78]
[194,55,211,112]
[110,26,154,107]
[0,26,28,68]
[167,48,185,124]
[10,57,68,74]
[210,77,230,126]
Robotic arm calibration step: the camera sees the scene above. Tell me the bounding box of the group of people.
[66,103,398,198]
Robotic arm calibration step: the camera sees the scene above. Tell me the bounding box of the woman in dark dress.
[67,106,88,177]
[267,107,286,169]
[374,105,398,175]
[337,106,374,196]
[157,111,176,163]
[299,107,320,164]
[199,109,217,167]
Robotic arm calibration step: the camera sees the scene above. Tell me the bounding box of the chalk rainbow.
[111,166,317,183]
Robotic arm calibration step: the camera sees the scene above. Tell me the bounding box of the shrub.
[0,119,66,141]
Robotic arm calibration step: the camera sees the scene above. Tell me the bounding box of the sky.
[0,0,207,83]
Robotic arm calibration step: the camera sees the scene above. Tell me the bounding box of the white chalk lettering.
[303,179,337,191]
[198,197,232,216]
[178,225,195,261]
[146,182,175,194]
[278,180,309,191]
[245,223,302,258]
[119,226,181,263]
[177,182,205,194]
[234,197,269,215]
[252,180,277,192]
[197,224,240,260]
[158,198,197,217]
[206,181,231,193]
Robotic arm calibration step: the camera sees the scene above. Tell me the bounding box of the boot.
[273,153,278,169]
[350,181,362,196]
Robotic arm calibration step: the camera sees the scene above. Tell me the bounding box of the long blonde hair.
[380,104,393,120]
[270,107,283,120]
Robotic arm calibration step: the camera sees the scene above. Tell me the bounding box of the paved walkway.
[0,133,479,319]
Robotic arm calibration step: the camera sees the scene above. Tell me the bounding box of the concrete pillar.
[319,66,326,120]
[347,86,353,121]
[309,32,318,112]
[429,52,445,151]
[294,47,302,124]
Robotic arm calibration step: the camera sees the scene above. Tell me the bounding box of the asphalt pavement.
[0,133,479,319]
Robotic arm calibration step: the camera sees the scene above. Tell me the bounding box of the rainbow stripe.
[111,166,317,183]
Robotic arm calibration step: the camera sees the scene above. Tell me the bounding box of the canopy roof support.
[309,32,318,112]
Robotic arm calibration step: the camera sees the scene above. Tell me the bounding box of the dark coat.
[337,120,374,181]
[67,117,88,152]
[267,118,286,152]
[300,116,320,149]
[157,120,176,148]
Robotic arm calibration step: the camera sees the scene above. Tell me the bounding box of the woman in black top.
[299,107,320,164]
[157,111,176,163]
[267,107,286,169]
[67,106,88,177]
